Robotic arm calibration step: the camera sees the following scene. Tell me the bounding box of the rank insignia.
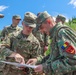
[61,42,75,54]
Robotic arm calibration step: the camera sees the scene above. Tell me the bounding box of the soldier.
[27,11,76,75]
[32,12,44,55]
[33,12,49,56]
[56,14,66,25]
[1,15,22,40]
[45,14,66,56]
[0,12,42,75]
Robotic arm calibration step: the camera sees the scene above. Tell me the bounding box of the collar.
[10,24,18,29]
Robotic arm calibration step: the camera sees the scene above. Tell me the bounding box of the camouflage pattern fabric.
[32,29,44,43]
[33,28,49,56]
[0,31,43,75]
[32,29,44,55]
[38,24,76,75]
[12,32,41,61]
[1,25,22,39]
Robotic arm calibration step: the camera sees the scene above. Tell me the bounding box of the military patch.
[61,42,75,54]
[61,42,69,50]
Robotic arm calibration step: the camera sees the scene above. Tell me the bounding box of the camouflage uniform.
[0,12,43,75]
[33,27,49,56]
[33,12,49,56]
[32,28,44,44]
[36,11,76,75]
[32,28,44,55]
[1,15,22,40]
[0,31,41,75]
[45,14,66,56]
[41,25,76,75]
[1,25,22,38]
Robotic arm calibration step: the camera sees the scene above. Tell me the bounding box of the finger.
[20,58,25,64]
[27,61,34,65]
[26,60,32,64]
[15,58,23,63]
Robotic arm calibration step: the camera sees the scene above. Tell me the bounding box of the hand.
[34,64,43,73]
[26,58,37,65]
[14,53,25,64]
[9,53,25,64]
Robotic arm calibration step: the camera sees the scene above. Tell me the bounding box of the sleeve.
[1,27,8,37]
[34,39,42,57]
[0,47,13,60]
[42,29,76,74]
[36,54,50,64]
[34,38,44,64]
[0,37,13,60]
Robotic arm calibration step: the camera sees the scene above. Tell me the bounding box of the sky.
[0,0,76,30]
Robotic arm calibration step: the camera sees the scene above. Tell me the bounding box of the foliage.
[65,18,76,31]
